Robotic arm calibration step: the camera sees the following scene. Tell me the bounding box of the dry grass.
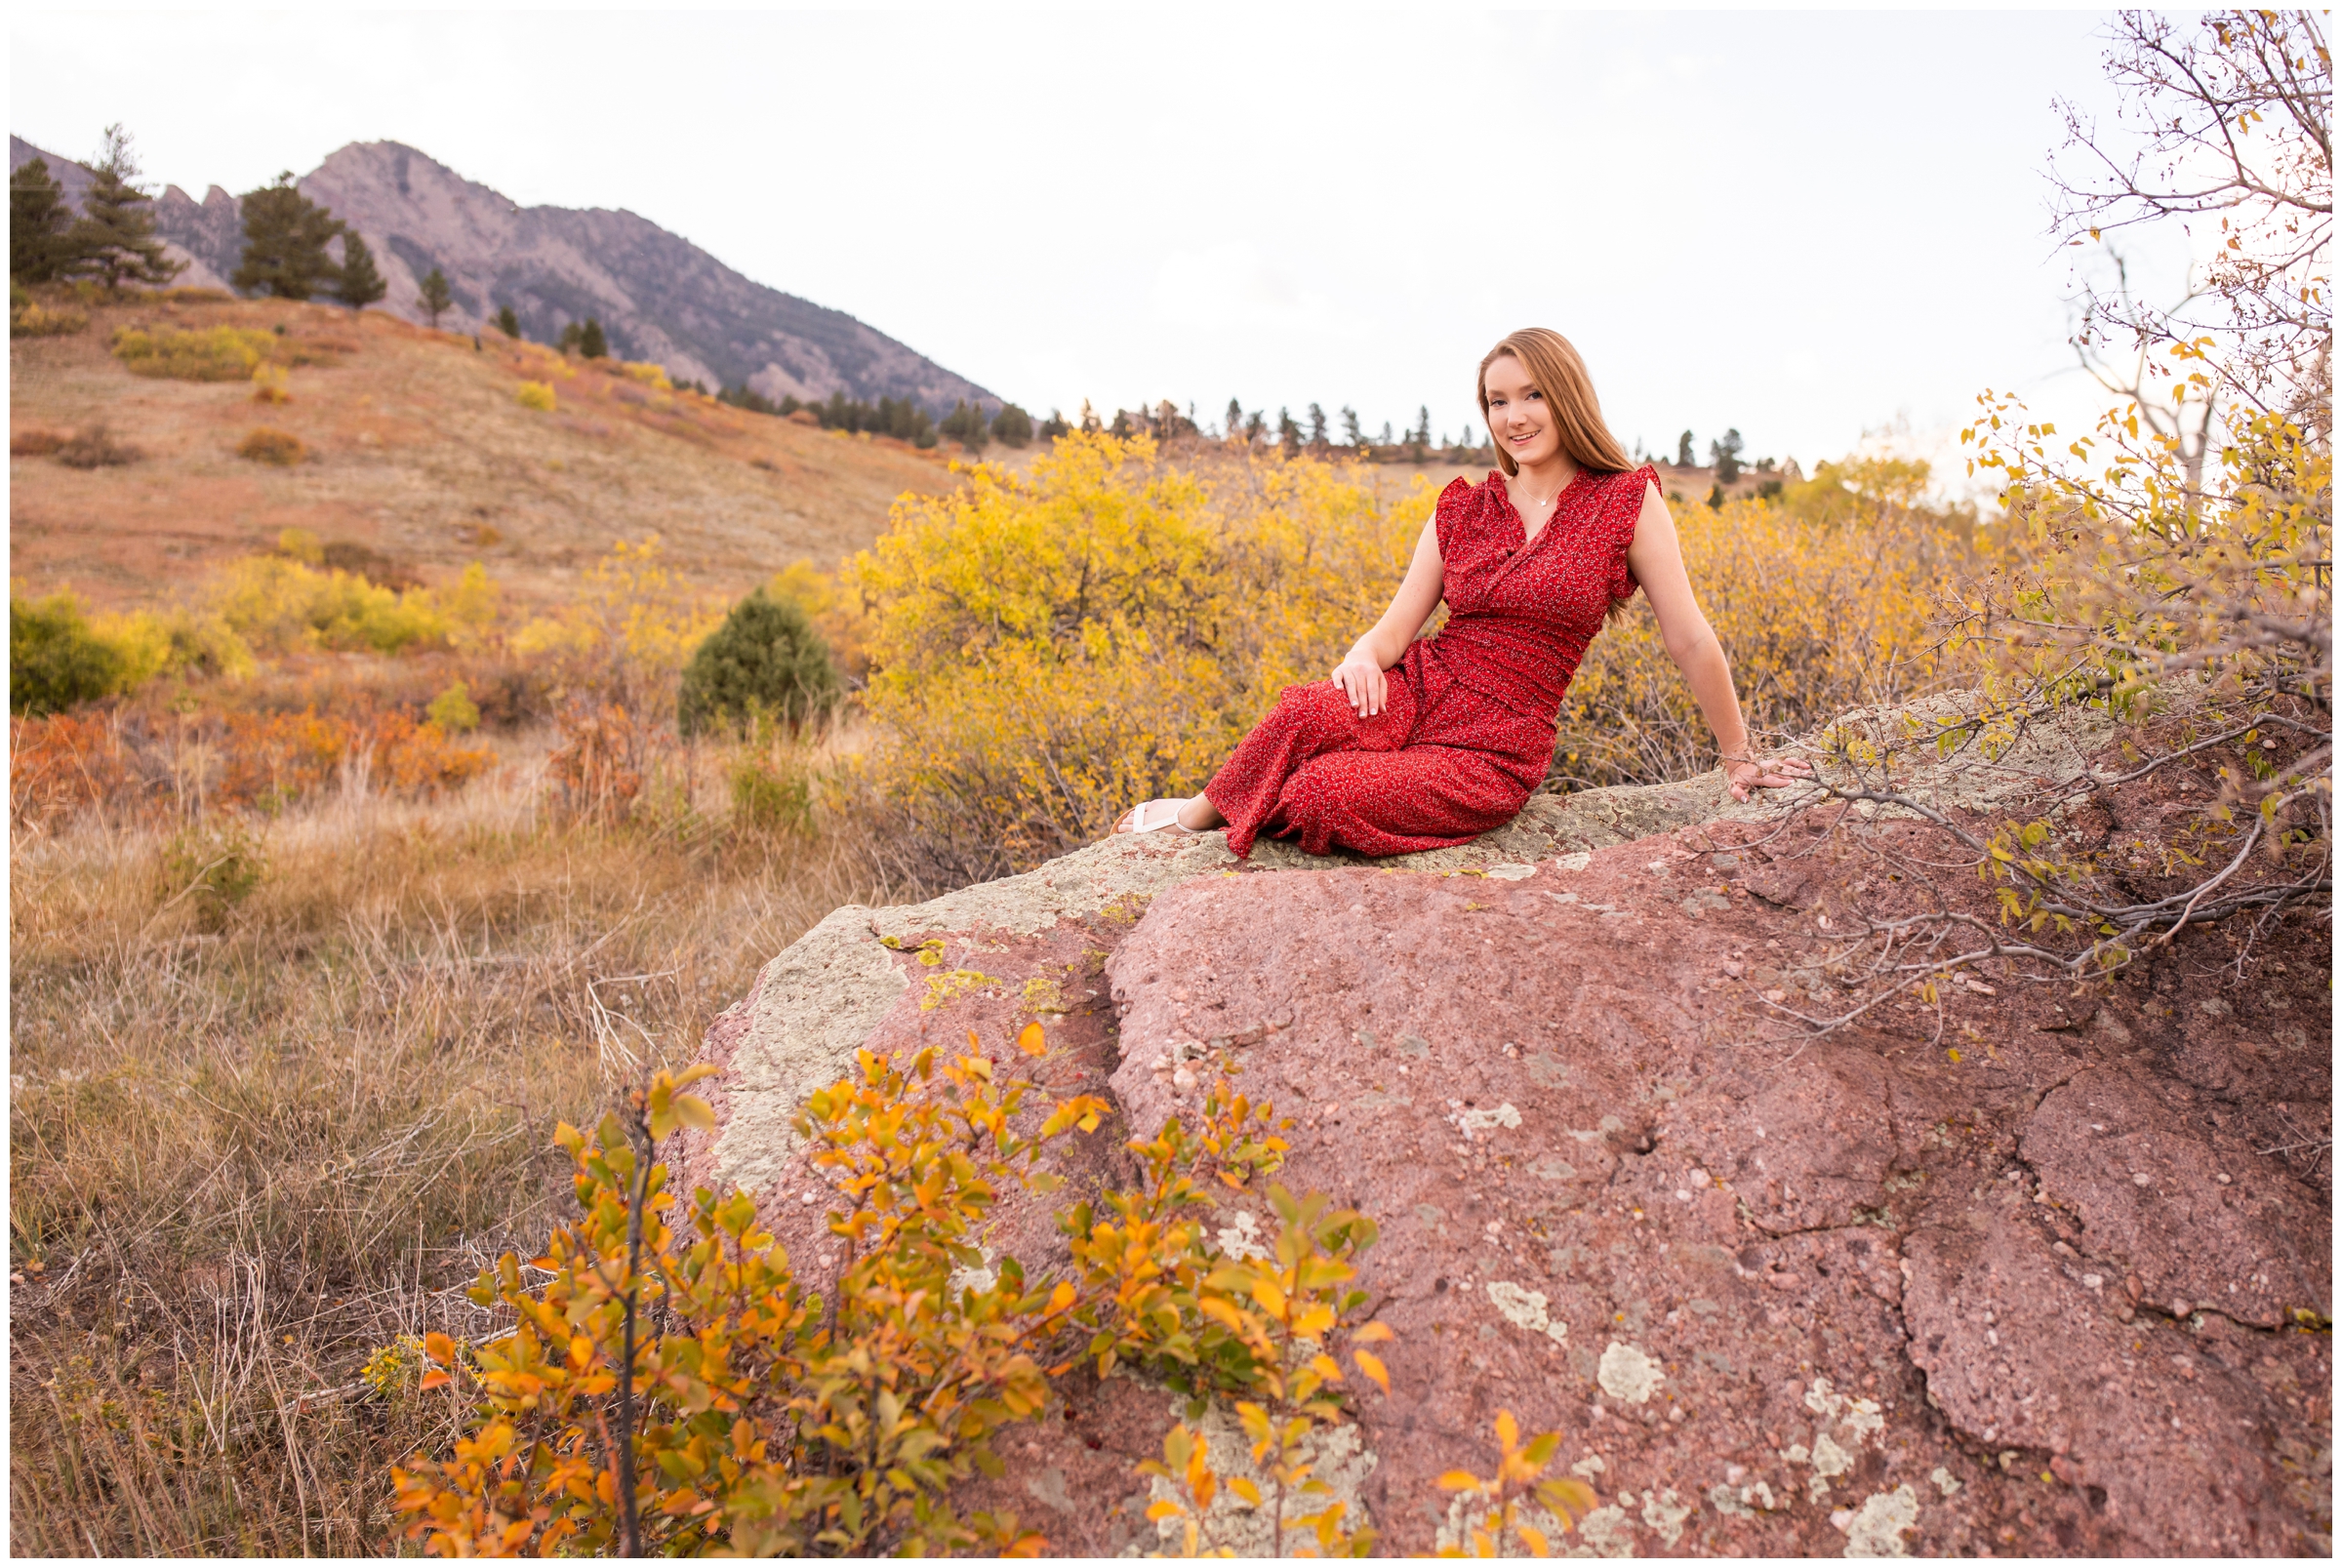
[8,292,962,617]
[7,737,925,1555]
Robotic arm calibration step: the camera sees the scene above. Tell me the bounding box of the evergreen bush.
[675,587,839,738]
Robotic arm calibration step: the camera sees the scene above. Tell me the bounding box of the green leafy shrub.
[159,821,266,930]
[110,324,276,381]
[11,591,124,715]
[676,586,840,738]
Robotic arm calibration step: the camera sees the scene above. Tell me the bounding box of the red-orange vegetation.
[543,702,650,823]
[9,712,140,826]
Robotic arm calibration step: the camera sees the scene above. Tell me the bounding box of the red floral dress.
[1203,463,1656,858]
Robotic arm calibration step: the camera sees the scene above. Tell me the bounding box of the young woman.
[1115,327,1811,857]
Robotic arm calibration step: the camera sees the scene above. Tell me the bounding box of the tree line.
[714,385,1040,452]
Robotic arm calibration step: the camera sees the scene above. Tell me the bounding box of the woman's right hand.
[1330,655,1388,717]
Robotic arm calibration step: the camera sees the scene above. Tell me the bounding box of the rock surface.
[687,704,2332,1556]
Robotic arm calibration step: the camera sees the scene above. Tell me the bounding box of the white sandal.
[1115,797,1199,834]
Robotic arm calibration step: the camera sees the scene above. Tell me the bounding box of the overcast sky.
[13,6,2187,483]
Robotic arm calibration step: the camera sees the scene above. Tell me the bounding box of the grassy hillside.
[9,291,961,612]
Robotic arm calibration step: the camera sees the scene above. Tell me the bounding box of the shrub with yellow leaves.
[512,535,722,716]
[1556,484,1963,787]
[851,433,1424,874]
[1433,1410,1599,1557]
[393,1043,1100,1556]
[111,324,277,382]
[210,555,498,657]
[391,1035,1500,1557]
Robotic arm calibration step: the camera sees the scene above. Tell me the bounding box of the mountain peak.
[10,133,991,411]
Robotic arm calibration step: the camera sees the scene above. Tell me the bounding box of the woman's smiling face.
[1481,354,1563,468]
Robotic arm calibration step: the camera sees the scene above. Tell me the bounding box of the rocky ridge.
[9,135,994,412]
[688,700,2331,1556]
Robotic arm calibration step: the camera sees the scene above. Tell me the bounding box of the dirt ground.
[8,295,961,611]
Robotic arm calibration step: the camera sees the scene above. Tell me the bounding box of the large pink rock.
[685,704,2331,1556]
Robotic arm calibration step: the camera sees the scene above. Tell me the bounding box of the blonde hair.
[1475,328,1634,478]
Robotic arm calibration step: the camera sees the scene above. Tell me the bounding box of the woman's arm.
[1329,517,1445,717]
[1624,481,1814,801]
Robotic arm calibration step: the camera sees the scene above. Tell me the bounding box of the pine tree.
[1278,407,1303,455]
[577,315,607,358]
[233,172,343,300]
[1708,427,1744,484]
[940,399,989,450]
[1676,429,1696,466]
[494,303,521,338]
[676,587,840,738]
[333,230,386,312]
[11,158,76,283]
[1307,403,1328,448]
[989,403,1032,448]
[65,126,182,293]
[1224,397,1243,440]
[418,268,455,330]
[1339,405,1362,445]
[1413,406,1432,446]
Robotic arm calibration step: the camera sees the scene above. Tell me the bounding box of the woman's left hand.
[1725,752,1814,802]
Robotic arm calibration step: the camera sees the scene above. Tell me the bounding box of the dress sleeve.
[1610,465,1660,602]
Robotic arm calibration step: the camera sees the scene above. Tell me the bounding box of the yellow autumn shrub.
[510,536,723,711]
[211,555,500,657]
[1556,487,1961,786]
[850,433,1426,870]
[110,324,277,382]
